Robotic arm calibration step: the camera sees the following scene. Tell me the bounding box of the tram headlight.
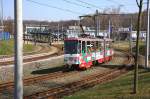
[64,57,68,62]
[73,57,78,63]
[64,57,79,64]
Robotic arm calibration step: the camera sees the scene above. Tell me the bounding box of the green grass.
[139,45,145,55]
[135,45,145,55]
[113,41,145,55]
[0,39,36,55]
[112,41,130,51]
[64,69,150,99]
[132,41,145,55]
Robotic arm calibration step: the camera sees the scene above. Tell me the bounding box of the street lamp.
[145,0,149,68]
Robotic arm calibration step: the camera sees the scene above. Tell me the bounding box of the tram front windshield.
[65,40,78,54]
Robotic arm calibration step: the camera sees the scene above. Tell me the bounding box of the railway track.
[0,70,79,92]
[0,51,134,98]
[0,45,63,66]
[24,67,132,99]
[23,52,134,99]
[0,52,63,66]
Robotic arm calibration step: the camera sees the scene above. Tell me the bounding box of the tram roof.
[65,37,112,42]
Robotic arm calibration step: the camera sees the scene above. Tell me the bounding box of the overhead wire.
[106,0,123,5]
[26,0,146,20]
[62,0,91,9]
[75,0,103,10]
[26,0,83,15]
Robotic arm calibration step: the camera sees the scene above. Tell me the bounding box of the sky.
[1,0,148,21]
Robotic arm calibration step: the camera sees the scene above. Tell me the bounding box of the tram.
[64,37,114,69]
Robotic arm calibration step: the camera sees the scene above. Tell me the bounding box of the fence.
[0,32,10,40]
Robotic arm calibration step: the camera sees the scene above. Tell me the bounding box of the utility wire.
[26,0,83,15]
[75,0,103,10]
[62,0,91,9]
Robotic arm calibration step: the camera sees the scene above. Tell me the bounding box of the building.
[131,31,146,41]
[25,25,48,34]
[117,27,146,41]
[66,26,108,38]
[0,26,4,32]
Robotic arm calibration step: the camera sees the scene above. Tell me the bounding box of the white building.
[131,31,146,41]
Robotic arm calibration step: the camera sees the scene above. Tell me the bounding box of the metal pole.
[97,12,100,36]
[108,19,111,39]
[0,0,3,35]
[130,18,133,53]
[99,18,100,35]
[95,10,98,37]
[145,0,149,68]
[79,17,82,36]
[74,23,76,37]
[62,25,64,40]
[58,23,59,42]
[14,0,23,99]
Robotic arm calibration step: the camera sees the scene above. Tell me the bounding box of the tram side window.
[91,41,95,52]
[87,41,91,53]
[99,42,102,51]
[102,42,104,50]
[96,41,99,51]
[82,41,86,53]
[64,40,78,54]
[78,41,81,53]
[109,42,112,48]
[106,42,110,50]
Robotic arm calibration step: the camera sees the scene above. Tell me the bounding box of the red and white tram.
[64,37,114,69]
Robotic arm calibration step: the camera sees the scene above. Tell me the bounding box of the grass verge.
[0,39,36,55]
[64,69,150,99]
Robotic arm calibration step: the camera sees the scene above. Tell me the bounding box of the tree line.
[2,8,148,35]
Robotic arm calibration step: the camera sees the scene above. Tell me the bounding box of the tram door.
[81,41,86,54]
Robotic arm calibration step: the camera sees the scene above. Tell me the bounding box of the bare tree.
[4,20,14,34]
[134,0,143,94]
